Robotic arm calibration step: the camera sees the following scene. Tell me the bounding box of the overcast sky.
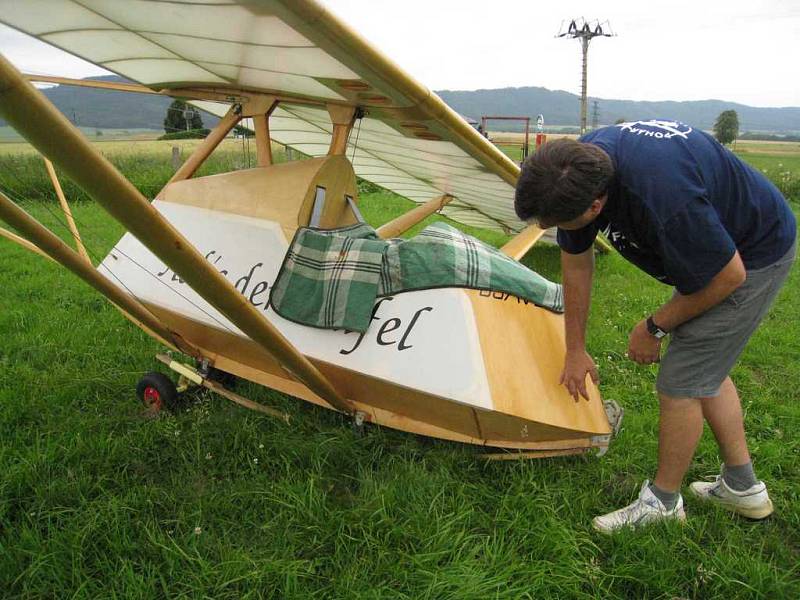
[1,0,797,108]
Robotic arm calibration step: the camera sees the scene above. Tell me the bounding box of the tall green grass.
[0,144,798,598]
[0,146,288,205]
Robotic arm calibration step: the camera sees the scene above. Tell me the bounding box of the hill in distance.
[3,76,799,135]
[1,75,220,132]
[438,86,800,134]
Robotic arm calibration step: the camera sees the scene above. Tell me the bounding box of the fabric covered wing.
[0,0,524,233]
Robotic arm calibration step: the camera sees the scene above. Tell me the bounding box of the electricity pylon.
[557,18,614,134]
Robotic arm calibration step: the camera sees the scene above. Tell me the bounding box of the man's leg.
[700,376,750,467]
[591,393,693,533]
[692,376,766,504]
[688,374,773,517]
[651,379,755,498]
[652,394,704,493]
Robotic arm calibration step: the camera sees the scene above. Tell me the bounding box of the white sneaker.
[592,480,686,533]
[689,468,774,520]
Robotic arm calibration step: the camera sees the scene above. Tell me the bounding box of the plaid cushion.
[269,223,385,331]
[270,222,563,332]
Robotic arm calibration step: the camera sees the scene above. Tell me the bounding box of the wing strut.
[327,104,358,156]
[0,53,354,416]
[240,96,279,168]
[0,225,55,262]
[376,194,453,239]
[165,105,241,188]
[43,157,90,262]
[500,224,546,261]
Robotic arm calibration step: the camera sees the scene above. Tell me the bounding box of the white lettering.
[616,120,693,140]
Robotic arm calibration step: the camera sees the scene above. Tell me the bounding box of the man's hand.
[560,350,600,402]
[627,319,662,364]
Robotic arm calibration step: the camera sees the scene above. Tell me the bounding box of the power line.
[557,18,615,135]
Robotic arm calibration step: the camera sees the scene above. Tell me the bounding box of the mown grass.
[0,142,799,598]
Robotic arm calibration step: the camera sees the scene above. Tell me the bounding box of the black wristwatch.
[646,316,668,339]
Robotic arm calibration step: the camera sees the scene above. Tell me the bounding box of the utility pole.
[591,100,599,130]
[557,18,614,135]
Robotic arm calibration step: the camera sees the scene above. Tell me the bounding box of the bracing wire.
[349,112,363,164]
[246,119,252,169]
[0,170,240,335]
[240,124,247,169]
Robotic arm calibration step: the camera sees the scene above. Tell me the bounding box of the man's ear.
[589,195,605,216]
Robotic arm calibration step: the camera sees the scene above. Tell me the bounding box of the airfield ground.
[0,139,798,598]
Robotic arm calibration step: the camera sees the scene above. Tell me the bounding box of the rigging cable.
[349,108,364,164]
[0,172,239,335]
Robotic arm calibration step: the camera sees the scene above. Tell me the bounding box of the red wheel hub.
[143,386,162,410]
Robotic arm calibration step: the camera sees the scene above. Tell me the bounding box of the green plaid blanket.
[269,222,563,332]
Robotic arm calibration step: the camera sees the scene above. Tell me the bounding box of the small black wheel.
[136,371,179,413]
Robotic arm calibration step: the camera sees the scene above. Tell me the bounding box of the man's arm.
[561,248,600,401]
[627,251,746,364]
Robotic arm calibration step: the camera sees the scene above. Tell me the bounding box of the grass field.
[0,126,164,143]
[1,140,799,598]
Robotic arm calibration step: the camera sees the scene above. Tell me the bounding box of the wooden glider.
[0,0,621,457]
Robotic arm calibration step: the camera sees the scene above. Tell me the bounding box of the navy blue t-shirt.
[557,120,796,294]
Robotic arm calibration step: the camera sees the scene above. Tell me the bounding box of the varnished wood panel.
[159,155,358,240]
[467,290,611,435]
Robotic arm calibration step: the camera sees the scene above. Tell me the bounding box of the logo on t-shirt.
[600,223,667,282]
[601,223,638,250]
[615,120,693,140]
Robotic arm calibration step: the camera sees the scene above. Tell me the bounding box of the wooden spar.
[328,126,350,155]
[500,224,546,261]
[376,194,453,239]
[49,153,180,347]
[239,95,278,167]
[23,74,303,133]
[501,224,612,258]
[0,225,54,262]
[0,188,190,353]
[22,74,312,108]
[24,73,159,94]
[594,234,614,253]
[165,86,317,109]
[203,378,291,422]
[482,448,589,461]
[0,54,354,416]
[165,105,241,187]
[43,157,90,262]
[327,104,357,156]
[253,114,272,167]
[328,125,350,155]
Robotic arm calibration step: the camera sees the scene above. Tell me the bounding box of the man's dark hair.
[514,139,614,225]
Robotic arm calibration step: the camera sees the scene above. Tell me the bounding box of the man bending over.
[514,120,796,533]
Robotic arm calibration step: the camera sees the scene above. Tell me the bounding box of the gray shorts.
[656,239,797,398]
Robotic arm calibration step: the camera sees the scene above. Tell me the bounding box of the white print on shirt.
[615,120,693,140]
[601,223,668,281]
[601,223,640,250]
